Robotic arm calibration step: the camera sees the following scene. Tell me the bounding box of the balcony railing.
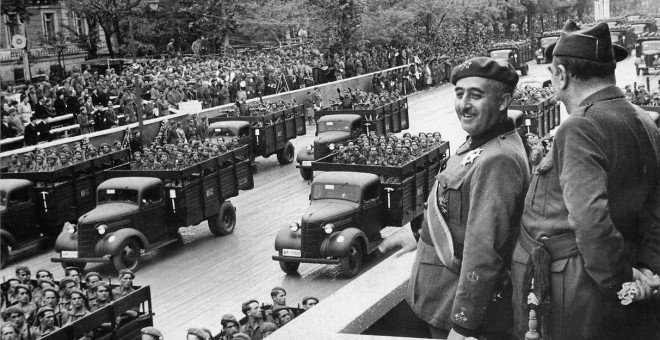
[0,42,107,61]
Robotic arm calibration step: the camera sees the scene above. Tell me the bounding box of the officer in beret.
[380,57,530,339]
[141,326,163,340]
[512,20,660,340]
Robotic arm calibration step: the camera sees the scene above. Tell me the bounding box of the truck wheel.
[1,241,9,269]
[112,238,141,271]
[279,260,300,274]
[209,202,236,236]
[340,240,364,278]
[300,167,313,180]
[277,142,295,165]
[60,262,86,272]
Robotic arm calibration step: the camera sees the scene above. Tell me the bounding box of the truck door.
[360,183,383,240]
[140,186,167,242]
[5,187,38,243]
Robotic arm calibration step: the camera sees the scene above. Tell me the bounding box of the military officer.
[512,21,660,340]
[380,57,530,339]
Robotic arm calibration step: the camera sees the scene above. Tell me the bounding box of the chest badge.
[461,148,483,167]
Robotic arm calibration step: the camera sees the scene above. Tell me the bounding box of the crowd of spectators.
[0,266,319,340]
[624,83,660,106]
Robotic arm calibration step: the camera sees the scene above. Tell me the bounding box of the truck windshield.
[642,41,660,53]
[311,183,361,202]
[318,121,351,133]
[208,128,236,138]
[541,37,558,48]
[490,50,512,60]
[98,188,139,204]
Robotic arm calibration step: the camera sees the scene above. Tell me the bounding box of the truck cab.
[207,120,253,155]
[53,177,169,271]
[0,179,41,267]
[635,37,660,75]
[273,172,384,277]
[488,47,528,75]
[537,35,560,64]
[296,114,363,180]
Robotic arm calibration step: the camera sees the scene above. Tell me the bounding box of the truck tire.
[300,168,313,180]
[60,262,86,272]
[1,240,8,269]
[112,238,141,271]
[277,142,295,165]
[209,202,236,236]
[279,260,300,274]
[340,240,364,278]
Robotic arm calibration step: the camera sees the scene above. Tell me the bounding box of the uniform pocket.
[409,242,457,325]
[437,174,465,225]
[528,173,549,215]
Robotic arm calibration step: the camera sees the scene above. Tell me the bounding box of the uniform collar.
[458,118,516,154]
[579,86,624,107]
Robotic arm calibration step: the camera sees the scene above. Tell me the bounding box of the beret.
[141,326,163,339]
[118,269,135,279]
[186,328,208,340]
[302,296,319,304]
[42,287,59,298]
[232,333,250,340]
[69,288,85,298]
[241,299,259,315]
[36,307,54,318]
[271,305,290,316]
[451,57,519,90]
[2,306,25,319]
[220,314,239,327]
[271,286,286,295]
[546,20,628,63]
[261,322,278,333]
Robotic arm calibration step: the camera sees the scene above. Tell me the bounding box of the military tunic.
[408,119,530,336]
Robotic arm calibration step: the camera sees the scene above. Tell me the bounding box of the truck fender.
[296,147,314,164]
[53,226,78,253]
[320,228,368,258]
[94,229,149,256]
[274,226,301,252]
[0,230,17,248]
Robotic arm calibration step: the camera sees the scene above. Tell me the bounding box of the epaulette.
[572,103,593,117]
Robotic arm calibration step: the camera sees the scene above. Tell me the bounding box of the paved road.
[1,55,657,338]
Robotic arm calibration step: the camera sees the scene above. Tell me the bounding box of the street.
[1,55,658,339]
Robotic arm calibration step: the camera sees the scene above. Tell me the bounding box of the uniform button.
[442,183,447,189]
[500,135,506,139]
[424,202,428,209]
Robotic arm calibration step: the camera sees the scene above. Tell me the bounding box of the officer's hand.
[378,226,417,257]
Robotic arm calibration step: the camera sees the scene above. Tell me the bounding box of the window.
[363,184,380,202]
[43,13,55,41]
[8,187,31,205]
[142,187,161,205]
[73,13,86,36]
[4,14,21,48]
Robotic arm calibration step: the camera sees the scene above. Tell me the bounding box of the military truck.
[275,141,449,277]
[610,26,637,52]
[51,145,253,272]
[536,33,561,64]
[487,41,532,75]
[207,105,306,166]
[0,149,130,268]
[635,35,660,75]
[41,285,153,340]
[296,98,409,180]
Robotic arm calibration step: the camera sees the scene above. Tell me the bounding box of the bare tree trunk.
[99,21,115,58]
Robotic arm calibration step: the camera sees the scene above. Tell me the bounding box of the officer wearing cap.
[512,20,660,340]
[380,57,530,339]
[141,326,163,340]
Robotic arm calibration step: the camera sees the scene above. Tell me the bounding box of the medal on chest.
[461,148,483,167]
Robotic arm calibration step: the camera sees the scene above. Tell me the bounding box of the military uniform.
[408,119,530,336]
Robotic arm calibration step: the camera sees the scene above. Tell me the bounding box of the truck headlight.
[328,143,335,150]
[323,223,334,234]
[97,224,107,235]
[306,144,313,151]
[289,222,300,232]
[65,222,76,234]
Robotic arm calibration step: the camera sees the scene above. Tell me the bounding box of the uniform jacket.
[408,119,530,336]
[512,86,660,340]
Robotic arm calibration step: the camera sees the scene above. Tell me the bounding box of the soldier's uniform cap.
[93,281,110,290]
[58,277,75,289]
[546,20,628,62]
[451,57,519,90]
[36,306,54,318]
[69,288,85,298]
[42,287,59,298]
[302,296,319,304]
[133,151,142,157]
[65,266,81,274]
[232,333,250,340]
[261,322,278,333]
[220,314,239,327]
[2,305,25,320]
[186,328,208,340]
[141,326,163,339]
[241,299,259,315]
[271,286,286,295]
[37,279,56,288]
[118,269,135,279]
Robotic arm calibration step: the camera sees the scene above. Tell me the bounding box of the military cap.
[2,305,25,320]
[92,281,110,291]
[42,287,59,298]
[261,322,278,333]
[451,57,519,91]
[36,306,54,318]
[118,269,135,279]
[546,20,628,63]
[133,151,142,157]
[271,305,290,316]
[241,299,259,315]
[58,277,75,289]
[13,284,32,299]
[69,288,85,298]
[84,271,102,282]
[64,266,81,274]
[187,328,208,340]
[141,326,163,339]
[37,279,56,288]
[232,333,250,340]
[220,314,239,328]
[302,296,319,305]
[271,286,286,295]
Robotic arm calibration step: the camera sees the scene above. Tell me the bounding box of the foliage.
[2,0,32,23]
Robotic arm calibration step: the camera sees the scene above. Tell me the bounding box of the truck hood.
[78,203,138,225]
[303,200,357,224]
[316,131,350,145]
